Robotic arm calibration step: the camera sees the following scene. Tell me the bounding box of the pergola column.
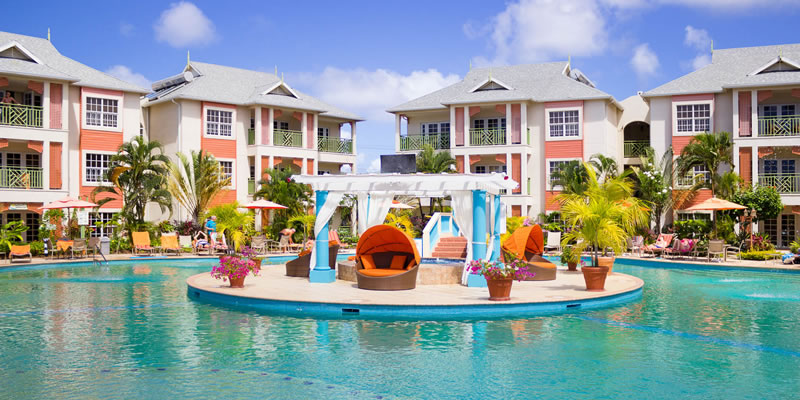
[467,189,488,287]
[491,194,502,262]
[310,190,335,283]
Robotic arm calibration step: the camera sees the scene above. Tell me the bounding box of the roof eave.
[722,81,800,90]
[72,81,151,94]
[0,70,77,82]
[641,88,724,98]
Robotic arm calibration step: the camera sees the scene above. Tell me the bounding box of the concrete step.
[432,252,467,258]
[439,237,466,242]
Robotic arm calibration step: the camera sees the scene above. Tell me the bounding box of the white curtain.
[357,193,369,235]
[366,193,394,229]
[309,192,346,270]
[451,191,474,285]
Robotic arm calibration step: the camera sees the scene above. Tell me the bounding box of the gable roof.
[387,62,620,113]
[145,61,362,121]
[0,31,149,93]
[644,43,800,97]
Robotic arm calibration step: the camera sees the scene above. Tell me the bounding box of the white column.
[449,106,456,149]
[750,89,758,137]
[301,112,308,148]
[521,152,528,195]
[732,90,739,138]
[463,107,470,147]
[42,140,50,190]
[269,155,274,171]
[312,113,319,151]
[43,82,50,130]
[395,114,401,151]
[254,107,262,145]
[732,142,740,174]
[267,108,274,145]
[61,84,69,129]
[521,103,528,146]
[302,157,308,175]
[350,121,357,168]
[751,144,760,234]
[506,153,512,181]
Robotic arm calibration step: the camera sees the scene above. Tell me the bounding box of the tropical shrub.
[384,212,415,237]
[172,220,203,236]
[789,240,800,254]
[0,220,27,250]
[167,150,229,223]
[730,185,783,223]
[749,233,775,252]
[157,220,175,234]
[739,250,781,261]
[30,240,44,256]
[560,246,580,264]
[207,202,254,251]
[673,219,711,240]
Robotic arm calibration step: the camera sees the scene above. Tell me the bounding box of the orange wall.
[544,139,583,159]
[545,191,562,211]
[209,190,237,208]
[49,142,62,189]
[79,87,125,210]
[49,83,62,129]
[672,136,694,155]
[739,148,752,184]
[675,189,712,210]
[455,155,464,173]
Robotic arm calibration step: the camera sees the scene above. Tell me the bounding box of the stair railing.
[421,212,461,258]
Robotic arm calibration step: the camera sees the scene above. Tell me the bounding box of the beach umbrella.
[244,199,288,210]
[40,196,98,210]
[685,197,746,211]
[390,200,414,209]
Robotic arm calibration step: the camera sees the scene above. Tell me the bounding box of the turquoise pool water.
[2,259,800,399]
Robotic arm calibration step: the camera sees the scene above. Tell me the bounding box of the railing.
[421,212,460,258]
[248,178,256,195]
[318,136,353,153]
[469,128,506,146]
[0,167,43,189]
[759,174,800,194]
[624,140,649,157]
[0,103,43,128]
[758,115,800,137]
[247,128,255,145]
[399,132,450,151]
[273,129,303,147]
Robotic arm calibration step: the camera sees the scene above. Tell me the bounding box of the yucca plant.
[167,150,230,223]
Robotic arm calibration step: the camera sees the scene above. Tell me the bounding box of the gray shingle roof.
[145,61,362,121]
[644,43,800,97]
[0,31,150,93]
[387,62,618,113]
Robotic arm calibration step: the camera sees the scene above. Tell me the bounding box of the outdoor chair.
[501,224,557,281]
[213,235,232,255]
[88,237,100,257]
[179,235,193,253]
[160,234,181,256]
[628,236,644,257]
[278,234,303,253]
[132,232,155,255]
[9,245,32,263]
[250,235,270,255]
[543,231,561,254]
[666,239,697,259]
[71,238,88,259]
[354,225,420,290]
[644,234,674,258]
[285,243,341,277]
[707,239,726,262]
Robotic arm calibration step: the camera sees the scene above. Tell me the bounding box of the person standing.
[206,216,218,244]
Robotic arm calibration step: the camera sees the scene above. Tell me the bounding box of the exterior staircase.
[431,235,467,259]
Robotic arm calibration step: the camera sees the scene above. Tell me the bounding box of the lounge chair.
[71,238,88,259]
[285,243,341,277]
[666,238,697,259]
[213,235,231,255]
[628,236,644,257]
[354,225,420,290]
[278,234,303,253]
[132,232,155,255]
[160,234,181,255]
[251,235,278,255]
[543,231,561,254]
[643,234,674,258]
[707,239,726,262]
[88,237,100,257]
[179,235,193,253]
[9,244,32,263]
[501,224,557,281]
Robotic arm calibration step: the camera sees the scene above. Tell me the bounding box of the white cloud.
[366,158,381,174]
[292,67,460,122]
[691,54,711,70]
[154,2,216,47]
[120,22,134,37]
[475,0,608,65]
[105,65,151,90]
[684,26,711,51]
[631,44,659,78]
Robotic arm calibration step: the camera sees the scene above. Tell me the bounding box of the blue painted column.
[467,189,488,287]
[309,190,335,283]
[490,194,502,262]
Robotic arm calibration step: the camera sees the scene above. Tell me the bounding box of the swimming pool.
[1,258,799,399]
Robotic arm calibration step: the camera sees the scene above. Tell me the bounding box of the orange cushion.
[390,255,406,270]
[406,258,416,270]
[361,255,376,269]
[298,249,311,257]
[359,269,406,277]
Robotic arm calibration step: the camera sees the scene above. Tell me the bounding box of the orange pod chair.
[355,225,421,290]
[500,224,557,281]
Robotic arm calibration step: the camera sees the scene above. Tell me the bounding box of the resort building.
[641,43,800,248]
[0,31,148,241]
[389,62,623,217]
[142,61,362,221]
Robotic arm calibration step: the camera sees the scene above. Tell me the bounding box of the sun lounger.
[354,225,420,290]
[543,231,561,254]
[278,234,303,253]
[160,234,181,255]
[643,234,674,257]
[179,235,193,253]
[71,238,87,259]
[9,244,32,263]
[501,224,556,281]
[132,232,155,255]
[285,243,341,277]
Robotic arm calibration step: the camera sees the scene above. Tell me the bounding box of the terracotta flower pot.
[597,256,615,275]
[485,277,513,301]
[251,258,262,269]
[567,262,578,271]
[581,266,609,291]
[229,275,245,288]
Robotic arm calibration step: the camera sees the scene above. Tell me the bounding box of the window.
[548,160,571,188]
[85,153,111,183]
[679,164,711,186]
[677,213,711,221]
[206,109,233,137]
[24,212,39,242]
[85,97,119,128]
[219,161,233,184]
[23,91,42,107]
[764,159,778,175]
[782,160,796,175]
[763,217,778,245]
[317,170,330,175]
[274,121,289,131]
[89,212,115,238]
[548,110,580,138]
[26,154,40,168]
[763,159,795,175]
[472,118,506,131]
[474,165,506,174]
[6,153,20,167]
[676,104,710,133]
[318,127,329,137]
[781,214,796,247]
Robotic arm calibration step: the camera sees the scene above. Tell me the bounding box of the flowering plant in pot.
[211,254,259,288]
[469,258,534,301]
[239,245,262,269]
[560,246,580,271]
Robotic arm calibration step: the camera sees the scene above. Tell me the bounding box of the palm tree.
[589,153,619,182]
[677,131,734,196]
[207,202,253,251]
[416,145,456,212]
[549,160,589,196]
[632,147,675,233]
[167,150,230,223]
[288,213,315,245]
[384,212,415,237]
[93,136,172,226]
[254,168,312,217]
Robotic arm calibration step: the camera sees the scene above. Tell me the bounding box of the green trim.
[247,128,255,145]
[399,132,450,151]
[758,115,800,137]
[247,178,256,195]
[469,128,506,146]
[273,129,303,148]
[0,167,43,189]
[758,174,800,194]
[623,140,649,157]
[0,104,43,128]
[317,136,353,153]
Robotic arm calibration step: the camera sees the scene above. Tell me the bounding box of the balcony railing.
[399,132,450,151]
[248,178,256,195]
[624,140,649,158]
[247,128,255,145]
[318,136,353,153]
[0,104,43,128]
[273,129,303,148]
[469,128,506,146]
[0,167,43,189]
[758,115,800,137]
[759,174,800,194]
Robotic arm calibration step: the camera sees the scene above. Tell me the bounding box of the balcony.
[758,115,800,137]
[759,174,800,194]
[624,140,649,158]
[247,128,255,145]
[273,129,303,148]
[469,128,506,146]
[0,104,43,128]
[399,132,450,151]
[0,167,43,189]
[318,136,353,154]
[248,178,256,195]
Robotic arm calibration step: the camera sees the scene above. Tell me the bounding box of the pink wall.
[49,83,62,129]
[261,107,270,145]
[511,104,521,144]
[455,107,464,146]
[739,91,751,137]
[306,113,314,149]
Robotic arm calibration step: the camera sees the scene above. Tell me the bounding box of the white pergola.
[294,173,518,286]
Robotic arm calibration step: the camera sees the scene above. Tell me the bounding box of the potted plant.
[240,245,262,269]
[560,246,580,271]
[211,253,259,288]
[468,258,534,301]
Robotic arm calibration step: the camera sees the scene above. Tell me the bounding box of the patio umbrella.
[40,196,98,210]
[244,199,288,210]
[390,200,414,209]
[684,197,746,211]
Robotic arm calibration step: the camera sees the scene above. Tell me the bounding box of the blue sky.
[5,0,800,172]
